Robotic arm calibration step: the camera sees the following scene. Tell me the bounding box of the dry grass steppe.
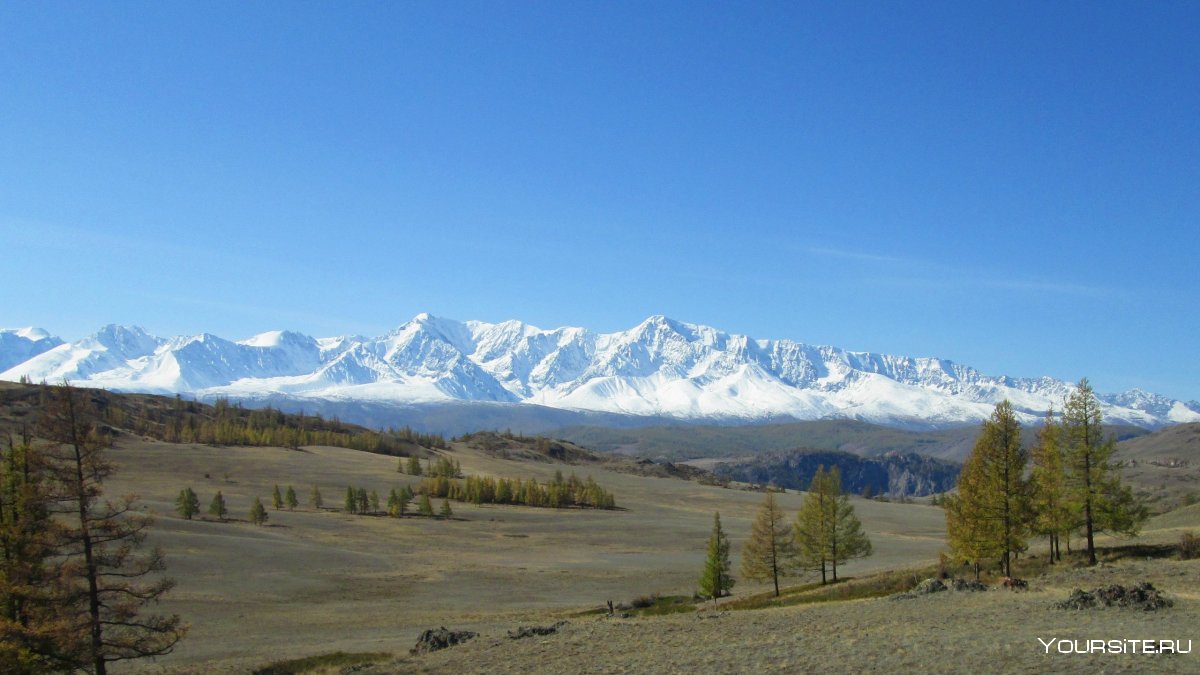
[102,435,948,672]
[43,421,1200,673]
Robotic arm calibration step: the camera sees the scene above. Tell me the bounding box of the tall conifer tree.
[795,467,834,583]
[740,491,797,597]
[826,468,872,582]
[0,438,67,670]
[795,466,871,583]
[945,400,1029,578]
[175,488,200,520]
[249,497,268,525]
[699,512,734,601]
[208,491,227,521]
[39,383,186,673]
[1030,408,1071,562]
[1062,379,1147,565]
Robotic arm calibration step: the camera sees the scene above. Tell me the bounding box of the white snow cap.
[1,314,1195,428]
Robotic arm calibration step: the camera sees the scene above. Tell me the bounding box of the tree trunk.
[64,390,107,675]
[1083,418,1097,566]
[771,538,780,597]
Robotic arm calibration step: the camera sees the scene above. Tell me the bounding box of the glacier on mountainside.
[2,314,1197,429]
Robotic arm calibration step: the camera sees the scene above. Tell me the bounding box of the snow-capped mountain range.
[3,314,1198,429]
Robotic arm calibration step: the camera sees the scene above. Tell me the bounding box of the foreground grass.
[723,564,939,611]
[722,540,1189,613]
[578,541,1187,624]
[251,651,392,675]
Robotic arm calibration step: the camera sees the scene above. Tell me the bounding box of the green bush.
[1180,531,1200,560]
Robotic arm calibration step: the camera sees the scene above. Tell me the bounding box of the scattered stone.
[410,627,478,655]
[891,578,946,600]
[915,578,948,594]
[508,621,568,640]
[1055,583,1173,611]
[950,578,988,592]
[892,577,989,600]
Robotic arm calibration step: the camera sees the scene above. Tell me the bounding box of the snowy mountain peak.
[9,327,54,342]
[1,315,1196,430]
[238,330,316,349]
[88,324,162,354]
[0,327,65,372]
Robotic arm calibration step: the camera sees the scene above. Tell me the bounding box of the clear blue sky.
[2,2,1197,401]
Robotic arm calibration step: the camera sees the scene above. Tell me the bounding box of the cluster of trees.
[454,431,569,458]
[343,487,377,515]
[175,478,455,524]
[397,455,461,478]
[414,470,617,509]
[271,485,299,511]
[176,484,308,524]
[94,393,447,454]
[1,384,185,673]
[701,467,872,600]
[454,429,540,445]
[945,380,1148,576]
[336,485,452,519]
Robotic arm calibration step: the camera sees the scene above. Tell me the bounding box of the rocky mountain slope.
[713,449,961,497]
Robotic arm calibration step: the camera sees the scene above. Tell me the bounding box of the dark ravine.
[713,449,961,497]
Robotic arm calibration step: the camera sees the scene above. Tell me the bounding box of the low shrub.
[630,594,658,609]
[1180,531,1200,560]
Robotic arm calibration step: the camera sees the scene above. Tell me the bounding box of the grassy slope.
[1116,423,1200,512]
[98,435,945,672]
[11,384,1196,672]
[376,502,1200,674]
[555,419,1150,463]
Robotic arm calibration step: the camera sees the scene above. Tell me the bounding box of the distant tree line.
[398,455,461,478]
[415,470,617,509]
[95,394,446,454]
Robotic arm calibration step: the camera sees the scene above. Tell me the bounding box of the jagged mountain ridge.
[2,314,1198,429]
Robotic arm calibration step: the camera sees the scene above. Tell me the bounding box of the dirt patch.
[1055,582,1173,611]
